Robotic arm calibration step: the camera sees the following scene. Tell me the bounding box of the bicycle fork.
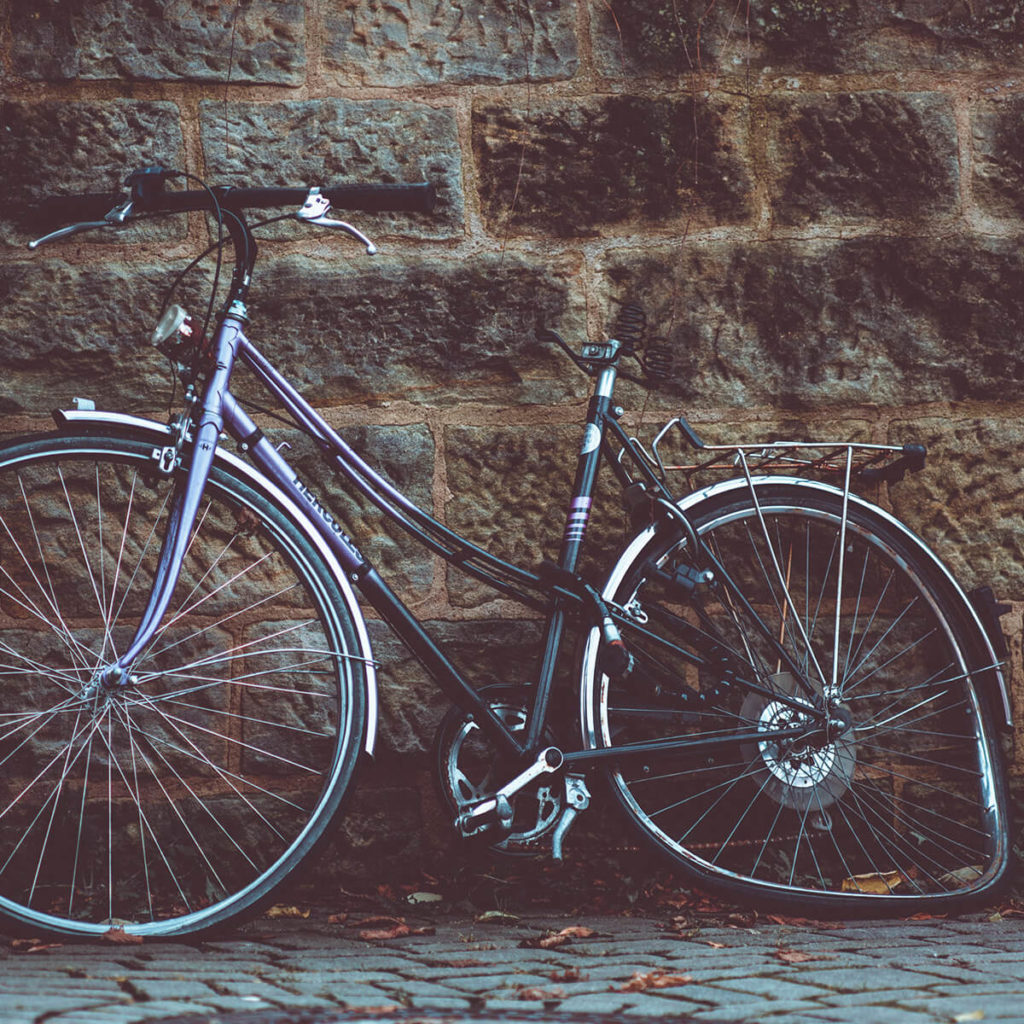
[90,308,247,694]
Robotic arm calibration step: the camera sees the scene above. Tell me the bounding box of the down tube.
[220,393,526,759]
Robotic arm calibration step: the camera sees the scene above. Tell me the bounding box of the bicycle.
[1,165,1012,938]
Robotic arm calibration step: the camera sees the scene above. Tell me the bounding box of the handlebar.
[34,181,437,231]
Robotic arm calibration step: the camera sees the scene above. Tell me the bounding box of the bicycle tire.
[0,430,368,937]
[582,479,1011,912]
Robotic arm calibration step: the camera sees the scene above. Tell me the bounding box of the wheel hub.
[741,672,857,812]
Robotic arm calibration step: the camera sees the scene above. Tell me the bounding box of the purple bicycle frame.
[102,306,610,757]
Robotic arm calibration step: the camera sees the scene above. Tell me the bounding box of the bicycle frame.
[98,305,825,774]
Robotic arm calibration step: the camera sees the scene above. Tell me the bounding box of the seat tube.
[100,308,247,684]
[524,361,618,750]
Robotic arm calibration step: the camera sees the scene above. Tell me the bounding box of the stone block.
[597,236,1024,410]
[0,259,203,415]
[768,92,959,225]
[972,94,1024,221]
[589,0,745,77]
[443,424,631,608]
[269,423,437,598]
[199,99,464,241]
[472,95,753,237]
[323,0,578,85]
[10,0,305,83]
[0,101,185,247]
[366,618,543,757]
[245,253,586,407]
[746,0,1024,72]
[886,416,1024,599]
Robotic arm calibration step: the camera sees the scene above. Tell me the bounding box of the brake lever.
[296,189,377,254]
[29,200,134,250]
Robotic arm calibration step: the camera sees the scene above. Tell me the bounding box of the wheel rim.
[0,444,355,934]
[600,495,1005,901]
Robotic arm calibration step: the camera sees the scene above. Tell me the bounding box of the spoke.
[128,690,293,841]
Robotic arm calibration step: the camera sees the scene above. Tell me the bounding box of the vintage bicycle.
[0,167,1012,937]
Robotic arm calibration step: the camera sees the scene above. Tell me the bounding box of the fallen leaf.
[939,865,983,887]
[101,927,144,945]
[775,948,820,964]
[765,914,845,929]
[265,904,310,919]
[705,941,727,949]
[519,924,595,950]
[616,970,693,992]
[516,987,564,1001]
[10,938,62,953]
[476,910,520,924]
[360,924,411,941]
[841,870,905,894]
[549,967,587,982]
[350,915,405,929]
[327,912,349,925]
[953,1012,985,1022]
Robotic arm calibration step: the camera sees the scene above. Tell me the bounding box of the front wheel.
[0,431,368,937]
[583,480,1011,912]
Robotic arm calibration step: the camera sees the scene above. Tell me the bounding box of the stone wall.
[2,0,1024,879]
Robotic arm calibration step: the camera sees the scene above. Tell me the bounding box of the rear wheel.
[0,432,367,937]
[586,482,1010,911]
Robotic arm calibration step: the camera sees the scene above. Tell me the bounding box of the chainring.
[433,685,564,856]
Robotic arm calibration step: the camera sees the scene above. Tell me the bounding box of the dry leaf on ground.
[101,927,144,945]
[265,904,310,919]
[549,967,587,982]
[516,986,565,1001]
[616,970,693,992]
[10,938,62,953]
[774,948,821,964]
[520,925,597,950]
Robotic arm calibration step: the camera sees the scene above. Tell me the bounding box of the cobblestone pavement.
[1,909,1022,1024]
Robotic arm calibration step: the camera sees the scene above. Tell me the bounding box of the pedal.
[455,746,563,837]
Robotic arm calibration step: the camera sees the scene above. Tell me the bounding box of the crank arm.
[456,746,563,834]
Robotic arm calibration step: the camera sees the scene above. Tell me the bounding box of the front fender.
[52,407,380,754]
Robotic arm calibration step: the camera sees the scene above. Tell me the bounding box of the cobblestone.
[0,909,1021,1023]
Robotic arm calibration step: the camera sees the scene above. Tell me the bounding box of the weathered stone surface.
[199,99,463,240]
[246,253,586,406]
[749,0,1023,72]
[10,0,305,83]
[590,0,742,77]
[887,417,1024,599]
[972,94,1024,221]
[595,0,1024,75]
[444,425,631,607]
[473,96,753,237]
[0,101,185,247]
[267,423,437,598]
[0,259,204,415]
[768,93,959,225]
[323,0,578,85]
[367,619,544,756]
[598,236,1024,410]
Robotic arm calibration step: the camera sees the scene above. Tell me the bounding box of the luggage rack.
[624,415,927,488]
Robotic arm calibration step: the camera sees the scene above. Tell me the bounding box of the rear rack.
[625,416,926,488]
